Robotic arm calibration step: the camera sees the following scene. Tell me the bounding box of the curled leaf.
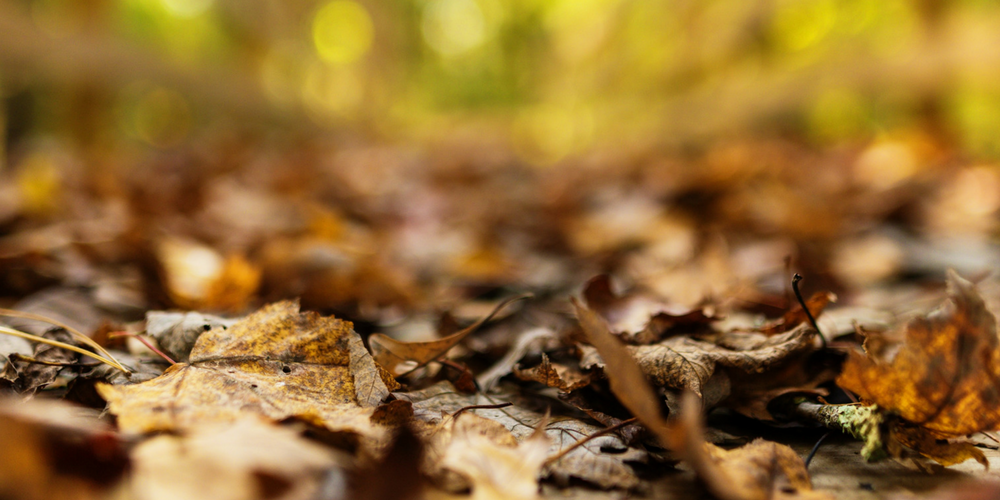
[837,270,1000,465]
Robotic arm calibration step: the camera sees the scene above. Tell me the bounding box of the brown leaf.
[395,380,646,489]
[97,300,398,434]
[4,329,80,395]
[756,291,837,335]
[672,392,833,500]
[837,270,1000,441]
[128,418,343,500]
[514,353,592,392]
[580,322,816,399]
[0,398,128,500]
[368,294,527,377]
[572,299,674,447]
[584,274,716,344]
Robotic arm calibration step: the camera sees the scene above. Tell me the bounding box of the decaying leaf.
[129,418,344,500]
[97,300,398,434]
[671,392,833,500]
[837,270,1000,466]
[0,397,129,500]
[579,306,816,400]
[1,329,80,395]
[369,295,526,377]
[157,237,261,312]
[583,274,716,344]
[514,353,592,392]
[396,381,646,489]
[434,412,550,500]
[756,291,836,335]
[572,300,674,446]
[146,310,238,362]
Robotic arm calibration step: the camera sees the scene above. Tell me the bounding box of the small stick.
[451,402,512,419]
[792,274,827,349]
[544,417,639,467]
[108,332,176,365]
[804,431,830,468]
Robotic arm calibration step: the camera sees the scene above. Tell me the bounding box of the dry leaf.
[584,274,716,344]
[157,237,261,311]
[146,310,237,362]
[0,398,128,500]
[129,418,344,500]
[672,392,833,500]
[514,353,592,392]
[396,381,645,489]
[837,270,1000,466]
[580,318,816,399]
[435,413,550,500]
[369,295,526,377]
[97,300,398,434]
[572,299,674,446]
[756,291,836,335]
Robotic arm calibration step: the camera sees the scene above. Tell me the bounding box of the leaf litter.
[3,138,1000,500]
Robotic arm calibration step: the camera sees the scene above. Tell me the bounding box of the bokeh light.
[312,1,375,65]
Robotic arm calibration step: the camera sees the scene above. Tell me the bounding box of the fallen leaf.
[671,392,833,500]
[146,310,238,362]
[435,413,550,500]
[837,270,1000,466]
[514,353,592,392]
[0,397,128,500]
[369,295,527,377]
[579,320,816,399]
[97,300,398,434]
[2,329,79,395]
[157,237,261,312]
[756,291,836,335]
[572,299,674,446]
[129,418,344,500]
[584,274,716,344]
[396,380,646,489]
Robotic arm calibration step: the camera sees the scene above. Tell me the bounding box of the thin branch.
[544,417,639,467]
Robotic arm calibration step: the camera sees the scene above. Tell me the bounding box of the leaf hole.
[282,366,291,374]
[203,324,212,331]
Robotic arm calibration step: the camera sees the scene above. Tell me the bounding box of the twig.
[792,274,827,349]
[544,417,639,467]
[804,431,830,468]
[451,402,512,420]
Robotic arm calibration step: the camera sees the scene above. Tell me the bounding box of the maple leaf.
[837,270,1000,466]
[97,300,398,435]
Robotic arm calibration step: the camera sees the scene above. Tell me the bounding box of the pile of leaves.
[3,135,1000,500]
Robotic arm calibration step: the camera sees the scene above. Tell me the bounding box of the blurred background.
[2,0,1000,332]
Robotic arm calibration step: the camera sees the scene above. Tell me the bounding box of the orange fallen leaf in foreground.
[98,300,398,434]
[838,270,1000,466]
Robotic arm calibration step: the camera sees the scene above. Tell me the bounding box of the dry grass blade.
[0,308,129,374]
[0,325,126,373]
